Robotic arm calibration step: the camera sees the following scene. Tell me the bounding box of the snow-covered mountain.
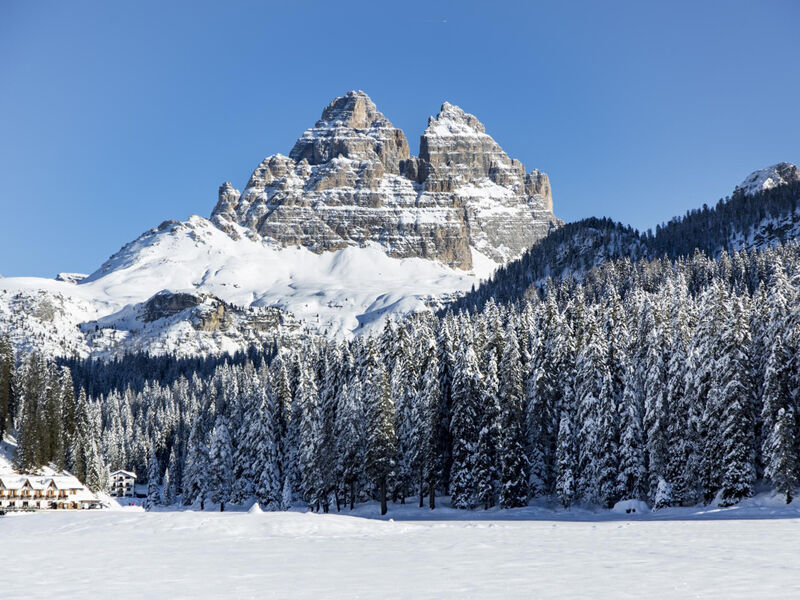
[455,164,800,312]
[1,91,555,358]
[212,92,558,269]
[734,162,800,197]
[0,216,495,358]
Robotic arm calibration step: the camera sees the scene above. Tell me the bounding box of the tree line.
[455,182,800,314]
[58,241,800,512]
[1,338,107,491]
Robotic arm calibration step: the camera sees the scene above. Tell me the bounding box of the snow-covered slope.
[1,90,557,359]
[0,216,494,358]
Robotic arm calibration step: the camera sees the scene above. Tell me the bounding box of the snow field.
[2,508,800,599]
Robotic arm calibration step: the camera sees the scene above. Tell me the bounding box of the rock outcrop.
[736,162,800,197]
[211,91,559,269]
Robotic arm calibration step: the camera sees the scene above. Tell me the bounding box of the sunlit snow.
[2,499,799,599]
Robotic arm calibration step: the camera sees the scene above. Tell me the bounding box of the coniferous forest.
[5,237,800,513]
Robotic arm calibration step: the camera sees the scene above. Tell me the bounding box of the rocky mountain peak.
[426,101,487,136]
[736,162,800,196]
[212,91,559,269]
[288,90,410,173]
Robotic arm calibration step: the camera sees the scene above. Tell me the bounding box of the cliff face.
[212,91,559,269]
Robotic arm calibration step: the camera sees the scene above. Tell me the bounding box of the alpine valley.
[3,92,800,519]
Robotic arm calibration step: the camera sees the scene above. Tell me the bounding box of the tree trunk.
[200,498,205,510]
[380,478,388,516]
[220,502,225,512]
[349,481,355,510]
[429,479,435,510]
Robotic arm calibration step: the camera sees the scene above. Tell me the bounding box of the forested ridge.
[454,182,800,313]
[5,238,800,513]
[4,181,800,513]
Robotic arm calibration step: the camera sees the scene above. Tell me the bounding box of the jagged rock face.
[143,291,206,322]
[212,91,559,269]
[737,163,800,196]
[289,92,410,173]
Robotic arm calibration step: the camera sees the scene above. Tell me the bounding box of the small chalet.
[0,474,100,510]
[109,470,137,498]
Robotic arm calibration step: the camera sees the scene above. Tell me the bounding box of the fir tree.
[449,338,481,509]
[208,415,234,511]
[555,409,576,508]
[365,350,396,515]
[474,355,500,509]
[146,447,160,510]
[498,324,529,508]
[764,408,798,503]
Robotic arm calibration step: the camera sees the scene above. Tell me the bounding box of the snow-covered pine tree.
[364,343,396,515]
[259,368,286,510]
[208,415,234,511]
[335,378,365,510]
[449,335,482,509]
[761,334,795,466]
[555,407,576,508]
[296,358,323,510]
[594,371,619,508]
[272,356,294,508]
[14,354,45,472]
[0,333,15,440]
[717,297,756,506]
[574,309,610,504]
[474,354,501,509]
[617,370,646,500]
[664,283,700,506]
[436,315,457,489]
[526,291,568,497]
[498,323,529,509]
[145,447,160,510]
[183,419,209,508]
[419,335,444,509]
[162,444,179,505]
[764,408,798,503]
[696,283,726,502]
[643,306,670,505]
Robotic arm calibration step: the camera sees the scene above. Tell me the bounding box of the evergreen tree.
[449,338,481,509]
[764,408,798,503]
[418,333,444,509]
[146,447,160,510]
[555,409,576,508]
[183,420,210,509]
[617,373,646,500]
[574,311,610,504]
[498,324,529,508]
[208,415,234,511]
[162,444,179,505]
[474,355,500,509]
[364,349,396,515]
[717,298,756,506]
[0,333,15,440]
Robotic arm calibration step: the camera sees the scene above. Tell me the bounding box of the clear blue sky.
[2,0,799,277]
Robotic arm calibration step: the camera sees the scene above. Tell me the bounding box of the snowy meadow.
[3,497,800,599]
